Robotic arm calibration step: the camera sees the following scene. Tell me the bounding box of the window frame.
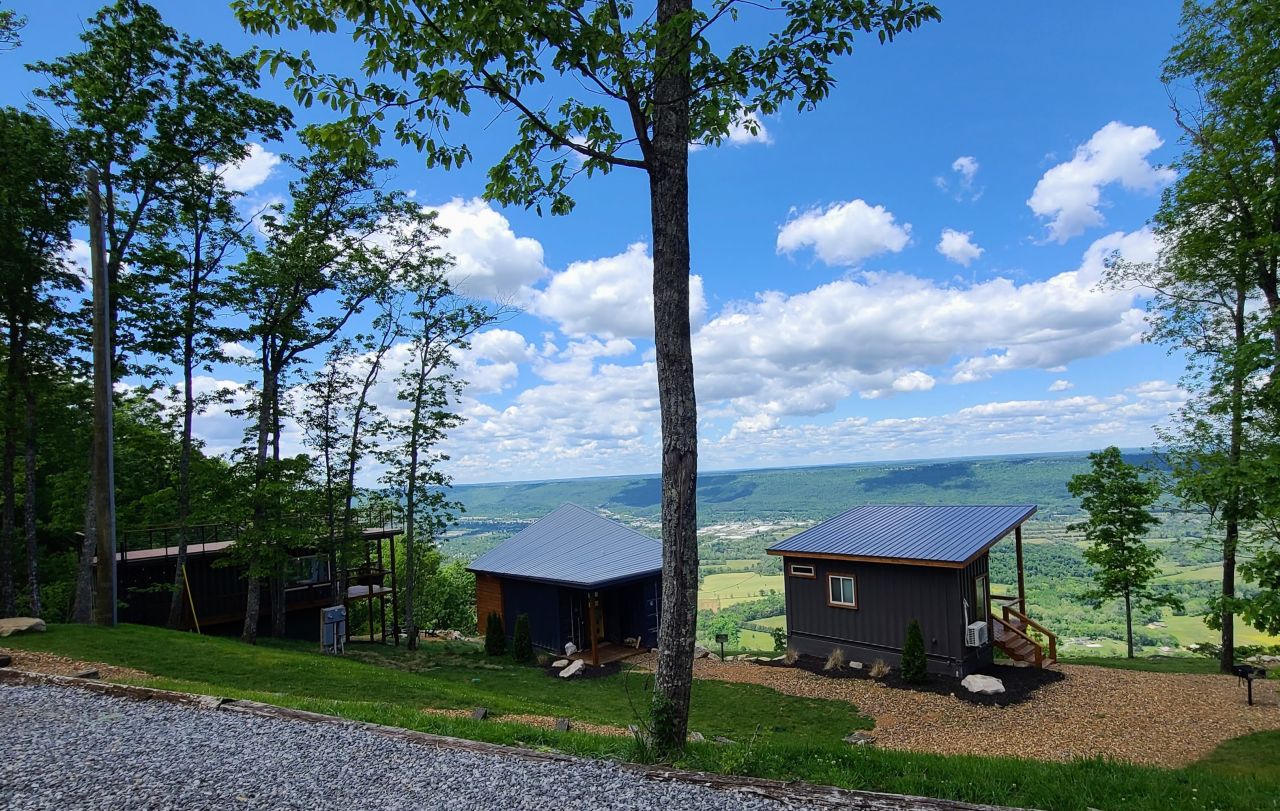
[974,573,989,621]
[788,563,816,579]
[826,572,858,609]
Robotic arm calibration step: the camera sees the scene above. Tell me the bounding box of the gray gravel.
[1,684,814,811]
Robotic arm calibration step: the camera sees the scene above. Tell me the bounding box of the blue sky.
[5,1,1191,483]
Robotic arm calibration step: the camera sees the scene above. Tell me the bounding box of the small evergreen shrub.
[512,613,533,663]
[771,627,787,652]
[901,619,927,683]
[484,611,505,656]
[869,658,890,678]
[823,647,844,671]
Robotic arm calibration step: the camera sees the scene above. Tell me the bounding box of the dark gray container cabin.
[468,504,661,665]
[768,504,1054,677]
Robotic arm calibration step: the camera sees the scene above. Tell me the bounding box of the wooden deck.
[571,642,647,666]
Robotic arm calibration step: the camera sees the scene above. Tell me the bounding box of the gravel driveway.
[1,684,806,811]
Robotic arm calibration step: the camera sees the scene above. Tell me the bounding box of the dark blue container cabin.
[768,504,1056,677]
[469,504,661,663]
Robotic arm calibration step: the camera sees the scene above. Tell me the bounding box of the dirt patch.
[0,647,151,682]
[631,652,1280,767]
[420,707,629,738]
[769,655,1063,707]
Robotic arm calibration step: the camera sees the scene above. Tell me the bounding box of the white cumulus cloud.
[1048,379,1074,392]
[217,144,281,193]
[430,197,549,301]
[533,242,706,339]
[777,199,911,266]
[1028,122,1174,243]
[936,228,985,266]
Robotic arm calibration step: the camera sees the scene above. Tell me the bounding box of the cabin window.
[788,563,815,578]
[974,573,989,621]
[828,574,857,608]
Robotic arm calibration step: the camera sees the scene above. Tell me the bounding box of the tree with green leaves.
[0,7,24,52]
[1161,0,1280,390]
[31,0,291,621]
[1067,447,1179,659]
[228,141,424,642]
[512,613,533,663]
[377,231,500,650]
[0,109,81,618]
[235,0,939,751]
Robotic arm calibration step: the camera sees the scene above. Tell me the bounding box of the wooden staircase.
[990,597,1057,668]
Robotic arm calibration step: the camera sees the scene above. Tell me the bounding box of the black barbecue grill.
[1232,664,1268,706]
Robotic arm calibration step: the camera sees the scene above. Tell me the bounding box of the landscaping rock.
[471,707,488,720]
[0,654,11,668]
[847,661,864,670]
[0,617,45,637]
[552,659,570,668]
[961,674,1005,695]
[693,645,710,659]
[713,736,736,746]
[706,653,720,662]
[559,660,586,679]
[687,731,705,743]
[73,670,100,680]
[564,642,578,657]
[843,732,877,746]
[555,718,571,733]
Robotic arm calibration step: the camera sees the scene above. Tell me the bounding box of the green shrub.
[901,619,926,684]
[484,611,505,656]
[771,627,786,652]
[512,613,533,663]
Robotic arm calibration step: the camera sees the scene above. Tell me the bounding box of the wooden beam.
[1015,524,1025,608]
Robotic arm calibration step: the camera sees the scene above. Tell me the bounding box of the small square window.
[788,563,815,578]
[828,574,857,608]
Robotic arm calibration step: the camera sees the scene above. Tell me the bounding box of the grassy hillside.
[453,451,1116,523]
[4,624,1279,811]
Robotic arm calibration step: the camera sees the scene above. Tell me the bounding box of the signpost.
[715,632,728,661]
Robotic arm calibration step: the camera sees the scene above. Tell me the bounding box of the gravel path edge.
[0,667,1026,811]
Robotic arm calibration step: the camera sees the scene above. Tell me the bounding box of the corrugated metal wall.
[782,555,973,673]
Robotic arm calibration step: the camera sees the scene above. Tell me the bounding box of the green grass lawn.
[4,624,1279,811]
[1057,655,1230,674]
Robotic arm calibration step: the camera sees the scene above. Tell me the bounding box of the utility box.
[321,605,347,654]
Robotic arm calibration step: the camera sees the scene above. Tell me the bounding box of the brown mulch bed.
[631,652,1280,767]
[0,647,151,682]
[769,654,1063,707]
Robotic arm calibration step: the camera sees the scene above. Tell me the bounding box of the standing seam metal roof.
[467,503,662,588]
[766,504,1037,565]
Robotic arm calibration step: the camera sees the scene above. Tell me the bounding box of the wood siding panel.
[782,555,965,674]
[475,573,504,635]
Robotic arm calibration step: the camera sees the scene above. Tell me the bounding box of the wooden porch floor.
[571,642,647,667]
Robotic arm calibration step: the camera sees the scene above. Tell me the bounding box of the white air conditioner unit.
[965,620,989,647]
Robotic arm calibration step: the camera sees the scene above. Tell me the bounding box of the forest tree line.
[0,0,494,642]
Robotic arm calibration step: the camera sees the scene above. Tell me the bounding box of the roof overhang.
[768,505,1036,569]
[466,567,662,590]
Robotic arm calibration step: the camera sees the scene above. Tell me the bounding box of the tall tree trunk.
[403,362,424,652]
[70,444,96,623]
[242,356,274,644]
[270,386,286,640]
[167,341,196,629]
[271,562,286,638]
[1,323,19,617]
[648,0,698,754]
[1123,589,1133,659]
[1220,288,1247,674]
[23,373,39,616]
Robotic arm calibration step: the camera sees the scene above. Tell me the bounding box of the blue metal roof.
[467,503,662,588]
[767,504,1036,565]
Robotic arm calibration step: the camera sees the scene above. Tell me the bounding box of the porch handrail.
[1003,604,1057,663]
[992,615,1044,666]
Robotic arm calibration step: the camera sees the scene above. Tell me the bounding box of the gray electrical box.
[321,605,347,654]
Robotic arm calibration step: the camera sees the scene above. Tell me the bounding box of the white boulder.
[693,645,710,659]
[564,642,578,657]
[961,674,1005,695]
[552,659,570,668]
[559,659,586,679]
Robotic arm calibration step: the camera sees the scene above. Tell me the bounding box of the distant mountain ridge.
[452,450,1159,523]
